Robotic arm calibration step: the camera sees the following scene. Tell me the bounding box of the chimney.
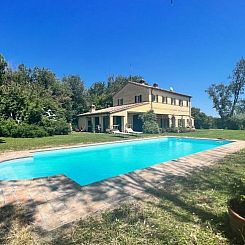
[139,79,146,84]
[153,83,158,88]
[90,104,96,113]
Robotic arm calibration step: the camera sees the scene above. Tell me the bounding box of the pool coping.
[0,137,245,231]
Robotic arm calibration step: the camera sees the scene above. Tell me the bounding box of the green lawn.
[0,132,151,152]
[0,129,245,153]
[1,149,245,244]
[166,129,245,141]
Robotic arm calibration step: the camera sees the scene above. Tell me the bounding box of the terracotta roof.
[78,102,149,116]
[125,81,192,98]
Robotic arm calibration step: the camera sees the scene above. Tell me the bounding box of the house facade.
[78,81,194,132]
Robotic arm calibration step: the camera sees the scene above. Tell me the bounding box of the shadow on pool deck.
[0,140,245,232]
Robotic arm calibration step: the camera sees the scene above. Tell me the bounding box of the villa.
[78,81,194,132]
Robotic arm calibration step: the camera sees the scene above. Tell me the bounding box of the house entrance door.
[133,115,142,131]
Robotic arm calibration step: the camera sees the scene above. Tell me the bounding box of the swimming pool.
[0,137,230,186]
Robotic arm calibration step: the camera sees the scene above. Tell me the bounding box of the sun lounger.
[125,127,143,134]
[111,129,130,136]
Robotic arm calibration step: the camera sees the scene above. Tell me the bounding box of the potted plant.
[228,195,245,242]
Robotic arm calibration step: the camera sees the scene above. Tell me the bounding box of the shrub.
[41,118,70,135]
[140,110,160,134]
[191,107,215,129]
[213,118,224,129]
[0,118,70,138]
[0,120,48,138]
[142,121,160,134]
[166,127,195,133]
[52,120,71,135]
[0,119,17,137]
[225,115,245,130]
[11,123,48,138]
[166,127,179,133]
[179,127,195,133]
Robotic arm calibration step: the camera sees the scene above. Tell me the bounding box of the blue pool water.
[0,137,230,186]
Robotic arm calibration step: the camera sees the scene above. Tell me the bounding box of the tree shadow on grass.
[0,139,5,144]
[0,203,37,244]
[142,164,245,244]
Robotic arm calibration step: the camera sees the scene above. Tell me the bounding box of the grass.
[1,149,244,244]
[166,129,245,141]
[0,132,152,152]
[0,129,245,153]
[0,204,38,245]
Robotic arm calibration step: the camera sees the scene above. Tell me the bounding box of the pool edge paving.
[0,139,245,231]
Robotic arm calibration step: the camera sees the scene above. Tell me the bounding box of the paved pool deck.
[0,137,245,231]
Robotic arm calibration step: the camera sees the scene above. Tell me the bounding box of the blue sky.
[1,0,245,116]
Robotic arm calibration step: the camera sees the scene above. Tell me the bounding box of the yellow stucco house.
[78,81,194,132]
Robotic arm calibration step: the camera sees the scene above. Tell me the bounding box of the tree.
[191,107,215,129]
[236,99,245,114]
[0,81,28,121]
[229,58,245,116]
[206,58,245,119]
[0,54,7,85]
[62,75,88,121]
[88,81,108,109]
[206,84,232,119]
[32,67,57,90]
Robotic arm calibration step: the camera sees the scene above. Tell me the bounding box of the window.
[178,119,185,127]
[151,94,158,102]
[186,100,189,107]
[117,98,123,106]
[171,98,176,105]
[179,99,183,106]
[162,96,168,104]
[135,95,142,103]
